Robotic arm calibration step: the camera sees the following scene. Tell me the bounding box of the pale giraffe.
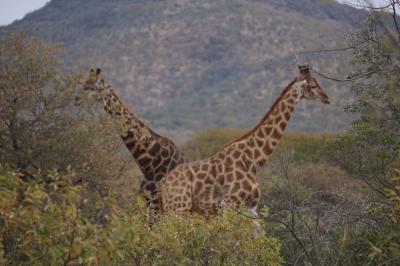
[76,68,188,210]
[160,65,330,216]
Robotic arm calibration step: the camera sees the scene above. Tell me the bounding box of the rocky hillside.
[1,0,366,141]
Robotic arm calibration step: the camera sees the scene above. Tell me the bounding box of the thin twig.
[310,68,376,82]
[299,39,374,54]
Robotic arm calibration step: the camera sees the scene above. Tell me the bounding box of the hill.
[0,0,366,141]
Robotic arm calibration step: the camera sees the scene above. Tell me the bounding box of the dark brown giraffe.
[160,65,330,217]
[76,68,187,210]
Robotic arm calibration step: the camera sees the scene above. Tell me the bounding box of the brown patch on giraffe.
[264,142,272,154]
[227,173,234,182]
[236,171,245,180]
[242,180,252,191]
[204,177,214,185]
[161,148,169,157]
[230,195,240,206]
[199,188,211,199]
[194,182,203,195]
[139,156,152,167]
[149,143,161,156]
[175,196,182,201]
[121,131,134,141]
[274,116,282,124]
[287,98,295,105]
[264,127,272,136]
[126,140,136,151]
[153,156,163,169]
[257,130,265,139]
[279,121,287,131]
[235,160,246,171]
[283,111,291,120]
[198,173,207,180]
[217,164,223,172]
[256,138,264,148]
[239,191,247,200]
[201,164,210,172]
[217,175,225,185]
[271,128,282,139]
[238,143,245,149]
[231,182,241,193]
[232,150,241,159]
[249,138,256,148]
[244,149,253,159]
[254,149,261,159]
[225,157,233,167]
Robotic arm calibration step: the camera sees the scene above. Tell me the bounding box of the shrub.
[0,165,282,265]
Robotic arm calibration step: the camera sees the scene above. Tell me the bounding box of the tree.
[0,32,137,189]
[328,1,400,196]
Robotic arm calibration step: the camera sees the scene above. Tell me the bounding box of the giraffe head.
[74,67,110,106]
[295,65,330,104]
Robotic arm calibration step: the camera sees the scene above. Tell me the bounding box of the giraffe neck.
[98,85,153,144]
[227,79,302,169]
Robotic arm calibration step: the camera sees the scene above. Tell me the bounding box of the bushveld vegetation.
[1,3,400,266]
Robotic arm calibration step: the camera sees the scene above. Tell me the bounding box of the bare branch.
[310,68,376,82]
[299,39,375,54]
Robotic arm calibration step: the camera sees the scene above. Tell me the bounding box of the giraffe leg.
[249,207,264,237]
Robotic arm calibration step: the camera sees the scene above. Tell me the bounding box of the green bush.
[363,171,400,265]
[0,165,282,265]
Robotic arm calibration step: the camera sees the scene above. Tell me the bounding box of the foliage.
[327,11,400,196]
[326,122,399,193]
[0,32,139,199]
[364,171,400,265]
[0,165,282,265]
[259,150,370,266]
[321,4,400,265]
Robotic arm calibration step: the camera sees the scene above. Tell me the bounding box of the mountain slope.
[1,0,365,141]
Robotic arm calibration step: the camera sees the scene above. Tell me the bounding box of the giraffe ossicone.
[160,65,330,216]
[76,67,187,211]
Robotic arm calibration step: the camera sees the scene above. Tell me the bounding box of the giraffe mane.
[223,78,297,148]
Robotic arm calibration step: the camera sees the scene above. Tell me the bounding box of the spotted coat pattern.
[161,66,330,215]
[81,68,188,210]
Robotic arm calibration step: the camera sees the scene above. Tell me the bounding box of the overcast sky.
[0,0,394,26]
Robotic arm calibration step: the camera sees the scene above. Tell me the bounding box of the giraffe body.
[161,65,330,215]
[78,68,187,210]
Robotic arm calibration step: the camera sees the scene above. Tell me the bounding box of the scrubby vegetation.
[0,166,282,265]
[1,1,400,265]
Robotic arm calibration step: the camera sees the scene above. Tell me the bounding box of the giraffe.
[76,67,188,210]
[160,65,330,216]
